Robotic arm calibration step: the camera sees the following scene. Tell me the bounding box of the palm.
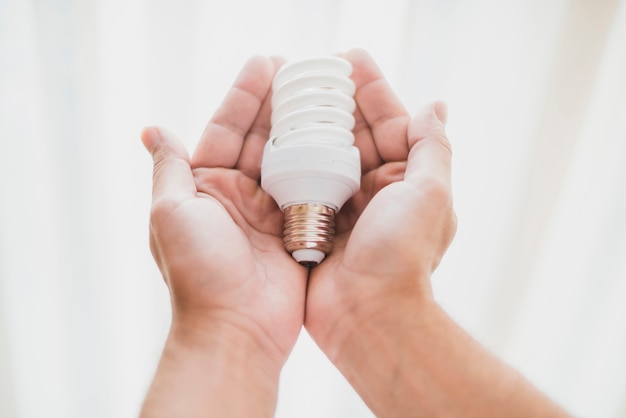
[305,52,456,359]
[145,56,307,361]
[306,148,411,344]
[187,168,306,355]
[173,166,298,280]
[304,49,417,347]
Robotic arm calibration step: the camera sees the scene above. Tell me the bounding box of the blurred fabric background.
[1,0,625,416]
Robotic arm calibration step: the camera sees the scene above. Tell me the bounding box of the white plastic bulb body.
[261,57,361,266]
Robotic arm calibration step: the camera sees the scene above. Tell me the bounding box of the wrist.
[310,268,435,364]
[320,292,570,418]
[319,286,437,416]
[169,310,286,377]
[331,287,436,364]
[141,313,284,418]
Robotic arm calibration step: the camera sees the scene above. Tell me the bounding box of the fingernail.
[434,101,448,126]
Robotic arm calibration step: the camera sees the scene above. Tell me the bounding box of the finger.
[236,56,286,180]
[353,104,384,173]
[344,48,410,162]
[336,160,406,232]
[404,101,451,189]
[191,55,275,169]
[142,126,196,205]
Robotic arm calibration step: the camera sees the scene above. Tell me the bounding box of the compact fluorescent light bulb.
[261,57,361,266]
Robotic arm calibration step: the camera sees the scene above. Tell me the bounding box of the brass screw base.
[283,203,336,266]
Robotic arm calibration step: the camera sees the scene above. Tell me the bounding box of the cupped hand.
[305,49,457,359]
[142,56,306,367]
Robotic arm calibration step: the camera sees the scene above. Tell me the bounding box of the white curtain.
[1,0,625,416]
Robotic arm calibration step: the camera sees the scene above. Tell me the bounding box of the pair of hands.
[141,49,455,378]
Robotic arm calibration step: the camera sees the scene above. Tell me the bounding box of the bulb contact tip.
[283,204,336,266]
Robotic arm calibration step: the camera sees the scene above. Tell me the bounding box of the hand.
[141,56,307,416]
[305,49,456,360]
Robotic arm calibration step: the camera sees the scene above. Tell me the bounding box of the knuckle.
[425,131,452,155]
[149,197,181,224]
[409,129,452,156]
[374,161,406,190]
[419,176,451,205]
[447,209,458,241]
[415,176,456,231]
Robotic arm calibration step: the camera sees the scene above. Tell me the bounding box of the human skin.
[140,55,306,417]
[302,52,570,418]
[140,49,570,417]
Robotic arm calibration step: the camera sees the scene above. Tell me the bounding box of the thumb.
[404,101,452,190]
[141,127,196,204]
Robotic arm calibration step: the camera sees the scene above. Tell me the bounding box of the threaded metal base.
[283,204,336,266]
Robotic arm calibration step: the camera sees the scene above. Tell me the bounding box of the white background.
[1,0,625,417]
